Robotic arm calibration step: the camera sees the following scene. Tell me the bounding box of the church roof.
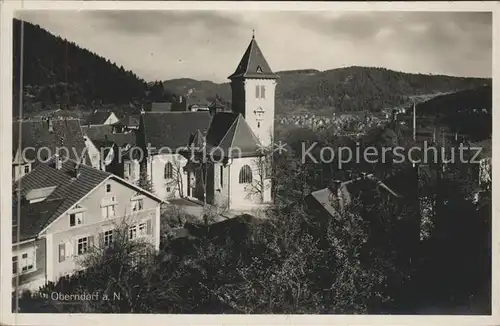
[228,36,278,80]
[205,112,262,158]
[140,112,212,151]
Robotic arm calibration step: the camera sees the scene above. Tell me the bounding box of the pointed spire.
[228,35,278,80]
[252,29,255,39]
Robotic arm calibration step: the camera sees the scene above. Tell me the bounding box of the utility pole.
[413,101,416,142]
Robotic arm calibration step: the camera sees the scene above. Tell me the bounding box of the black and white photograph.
[2,1,496,323]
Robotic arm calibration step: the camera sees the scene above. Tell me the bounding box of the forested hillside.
[163,67,491,116]
[12,18,491,118]
[12,19,169,117]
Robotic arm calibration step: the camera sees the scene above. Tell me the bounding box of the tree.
[17,219,182,313]
[164,157,186,199]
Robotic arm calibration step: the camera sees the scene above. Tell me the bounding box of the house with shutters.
[136,35,276,211]
[12,156,163,291]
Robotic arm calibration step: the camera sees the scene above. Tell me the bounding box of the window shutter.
[255,85,260,98]
[73,239,77,256]
[146,219,152,235]
[261,85,266,98]
[99,232,104,247]
[101,207,106,218]
[59,244,66,262]
[65,242,72,258]
[88,236,94,248]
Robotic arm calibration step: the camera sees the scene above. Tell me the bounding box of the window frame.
[164,162,174,179]
[132,198,144,212]
[77,237,89,255]
[13,250,36,275]
[239,165,253,184]
[129,225,138,240]
[103,230,114,247]
[101,204,116,219]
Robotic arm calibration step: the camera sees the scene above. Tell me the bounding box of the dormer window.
[69,204,86,227]
[70,212,84,227]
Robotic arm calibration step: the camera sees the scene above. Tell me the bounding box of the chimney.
[73,162,81,179]
[48,117,54,132]
[54,154,62,170]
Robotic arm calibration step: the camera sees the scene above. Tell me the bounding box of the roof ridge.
[218,115,238,150]
[242,38,256,76]
[229,115,242,150]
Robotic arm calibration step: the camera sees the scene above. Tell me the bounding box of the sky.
[16,10,492,83]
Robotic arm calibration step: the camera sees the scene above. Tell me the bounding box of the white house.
[12,157,163,291]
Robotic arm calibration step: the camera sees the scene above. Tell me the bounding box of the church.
[134,35,278,212]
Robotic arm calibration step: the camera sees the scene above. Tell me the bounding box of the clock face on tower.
[254,106,265,121]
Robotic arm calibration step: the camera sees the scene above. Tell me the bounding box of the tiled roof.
[12,119,90,165]
[228,36,278,80]
[81,125,136,148]
[151,102,173,112]
[13,158,111,242]
[13,157,163,243]
[81,124,114,140]
[85,111,113,125]
[141,111,262,158]
[141,112,212,151]
[307,174,402,218]
[206,113,262,157]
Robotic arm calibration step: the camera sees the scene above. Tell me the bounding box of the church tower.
[228,34,278,148]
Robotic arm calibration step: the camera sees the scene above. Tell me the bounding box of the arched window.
[164,162,173,179]
[239,165,253,184]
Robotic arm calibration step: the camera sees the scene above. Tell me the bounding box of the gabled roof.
[186,91,210,107]
[205,112,262,158]
[228,36,278,80]
[81,125,136,148]
[13,158,111,242]
[209,97,226,111]
[12,158,163,243]
[12,119,90,165]
[85,110,114,125]
[306,174,402,218]
[189,129,206,149]
[141,112,213,151]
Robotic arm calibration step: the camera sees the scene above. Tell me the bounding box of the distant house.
[304,171,421,263]
[171,90,211,112]
[12,118,90,182]
[12,157,163,291]
[85,110,120,126]
[304,174,403,218]
[80,124,138,182]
